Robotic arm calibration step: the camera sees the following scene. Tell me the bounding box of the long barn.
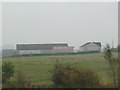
[16,43,74,55]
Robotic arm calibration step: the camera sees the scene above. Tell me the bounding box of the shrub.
[50,62,65,87]
[99,83,116,88]
[103,44,118,87]
[50,62,100,88]
[15,71,32,88]
[2,62,15,84]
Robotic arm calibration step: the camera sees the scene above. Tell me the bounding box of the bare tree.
[103,44,118,87]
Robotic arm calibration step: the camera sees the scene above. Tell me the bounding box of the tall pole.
[112,39,114,48]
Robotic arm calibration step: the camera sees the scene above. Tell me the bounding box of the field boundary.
[12,51,100,57]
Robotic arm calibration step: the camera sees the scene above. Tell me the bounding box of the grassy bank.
[2,53,118,86]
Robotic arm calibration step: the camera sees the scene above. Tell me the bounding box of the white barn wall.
[19,50,41,55]
[19,50,54,55]
[80,42,101,52]
[40,50,54,54]
[53,49,74,53]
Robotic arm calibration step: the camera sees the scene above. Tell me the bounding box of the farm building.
[80,42,101,52]
[53,46,74,53]
[16,43,74,55]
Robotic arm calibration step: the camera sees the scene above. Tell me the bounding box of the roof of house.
[16,43,68,50]
[80,42,101,47]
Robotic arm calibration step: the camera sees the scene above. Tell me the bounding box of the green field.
[2,53,118,86]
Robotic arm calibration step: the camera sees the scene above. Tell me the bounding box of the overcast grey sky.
[2,2,118,49]
[0,2,2,47]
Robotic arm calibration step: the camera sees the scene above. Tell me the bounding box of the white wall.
[40,50,54,54]
[19,49,74,55]
[19,50,54,55]
[53,49,74,53]
[19,50,41,55]
[80,43,101,52]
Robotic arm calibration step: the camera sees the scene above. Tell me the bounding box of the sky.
[0,2,2,48]
[1,2,118,49]
[1,0,119,2]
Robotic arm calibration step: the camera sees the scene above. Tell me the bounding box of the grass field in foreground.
[2,53,118,86]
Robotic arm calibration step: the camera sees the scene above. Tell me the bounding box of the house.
[80,42,101,52]
[16,43,74,55]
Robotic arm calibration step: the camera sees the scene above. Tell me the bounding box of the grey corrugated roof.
[80,42,101,47]
[16,43,68,50]
[94,42,101,46]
